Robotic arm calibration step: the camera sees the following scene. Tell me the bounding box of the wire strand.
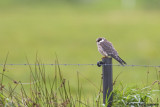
[0,63,160,67]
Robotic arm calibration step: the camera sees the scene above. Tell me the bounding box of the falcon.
[96,37,126,66]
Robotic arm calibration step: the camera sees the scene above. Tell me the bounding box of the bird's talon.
[101,56,107,59]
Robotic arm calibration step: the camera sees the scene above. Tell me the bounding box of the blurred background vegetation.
[0,0,160,64]
[0,0,160,100]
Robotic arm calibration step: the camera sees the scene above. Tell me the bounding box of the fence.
[0,58,160,107]
[1,64,160,67]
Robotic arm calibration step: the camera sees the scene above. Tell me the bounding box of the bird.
[96,37,126,66]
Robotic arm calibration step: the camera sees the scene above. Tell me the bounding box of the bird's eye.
[97,38,102,42]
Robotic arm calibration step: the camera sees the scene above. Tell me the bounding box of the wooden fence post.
[97,57,113,107]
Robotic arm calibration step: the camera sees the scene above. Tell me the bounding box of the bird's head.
[96,37,106,43]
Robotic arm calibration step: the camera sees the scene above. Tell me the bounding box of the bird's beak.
[96,39,98,42]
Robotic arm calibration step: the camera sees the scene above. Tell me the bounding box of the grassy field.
[0,1,160,106]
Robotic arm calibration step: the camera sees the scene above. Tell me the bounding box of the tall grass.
[0,57,159,106]
[0,57,102,106]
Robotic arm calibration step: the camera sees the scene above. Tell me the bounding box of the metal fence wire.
[0,63,160,67]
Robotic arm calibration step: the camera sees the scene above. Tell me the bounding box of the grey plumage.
[96,37,126,66]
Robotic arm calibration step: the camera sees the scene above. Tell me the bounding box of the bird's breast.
[97,44,108,57]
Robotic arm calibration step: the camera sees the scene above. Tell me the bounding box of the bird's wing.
[99,40,118,56]
[110,55,127,66]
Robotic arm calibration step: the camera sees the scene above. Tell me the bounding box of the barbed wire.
[0,63,160,67]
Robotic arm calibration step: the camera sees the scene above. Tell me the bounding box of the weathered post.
[97,57,113,107]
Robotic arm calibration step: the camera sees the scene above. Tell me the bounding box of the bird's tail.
[111,55,127,66]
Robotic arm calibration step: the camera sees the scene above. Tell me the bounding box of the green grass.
[0,6,160,64]
[0,59,159,106]
[0,1,160,106]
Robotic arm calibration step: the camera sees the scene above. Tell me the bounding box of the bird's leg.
[101,56,108,59]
